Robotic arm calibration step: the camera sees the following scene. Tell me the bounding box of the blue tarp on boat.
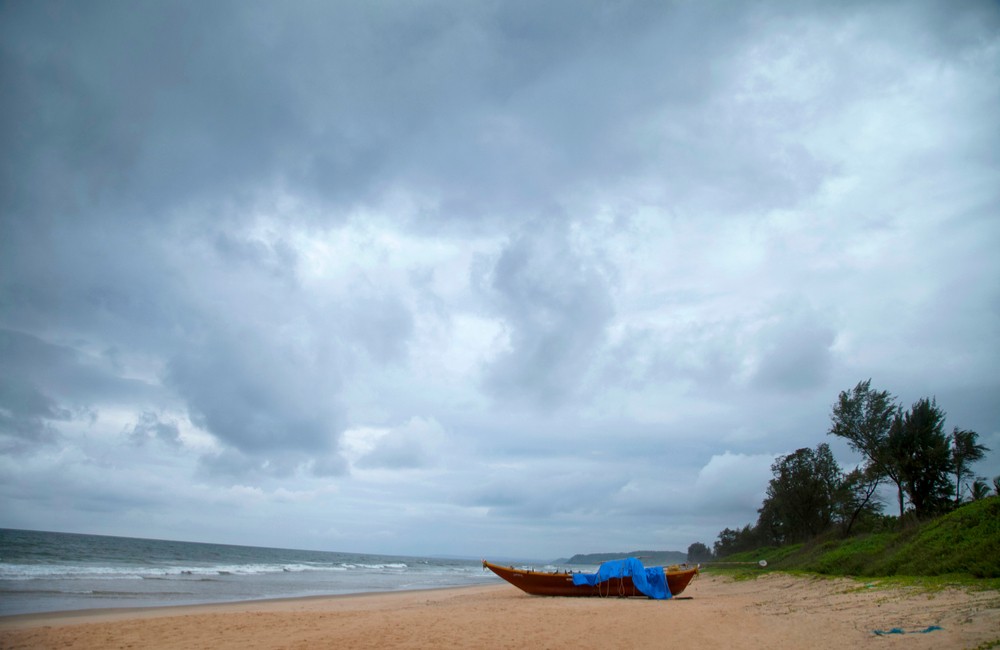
[571,558,672,599]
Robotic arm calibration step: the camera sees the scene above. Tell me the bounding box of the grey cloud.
[352,417,445,471]
[601,320,746,392]
[0,217,186,359]
[355,436,427,471]
[195,448,342,482]
[343,291,415,365]
[310,454,349,478]
[0,331,72,424]
[212,233,300,282]
[167,334,341,455]
[0,328,157,452]
[0,1,768,231]
[195,446,348,480]
[1,0,998,557]
[752,306,836,391]
[0,1,465,220]
[469,471,627,519]
[482,222,614,406]
[0,1,304,220]
[0,378,65,453]
[126,411,181,447]
[5,0,996,237]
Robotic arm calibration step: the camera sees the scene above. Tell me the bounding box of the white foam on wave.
[0,560,422,581]
[340,562,408,571]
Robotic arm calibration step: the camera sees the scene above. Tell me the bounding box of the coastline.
[0,528,497,617]
[3,574,999,649]
[0,584,487,629]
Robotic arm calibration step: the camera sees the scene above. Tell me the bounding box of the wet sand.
[2,572,998,649]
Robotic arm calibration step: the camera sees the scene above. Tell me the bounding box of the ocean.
[0,528,502,616]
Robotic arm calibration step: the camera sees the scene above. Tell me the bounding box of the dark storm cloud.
[0,0,434,223]
[5,0,997,235]
[1,2,277,217]
[0,328,157,452]
[0,0,782,232]
[0,376,66,452]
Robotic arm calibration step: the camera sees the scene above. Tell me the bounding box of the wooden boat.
[482,559,698,598]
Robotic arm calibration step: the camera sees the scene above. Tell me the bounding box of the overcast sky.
[2,0,998,560]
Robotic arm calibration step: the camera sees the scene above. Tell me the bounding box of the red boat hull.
[482,560,698,598]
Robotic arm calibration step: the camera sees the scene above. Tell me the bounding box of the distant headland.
[557,550,688,565]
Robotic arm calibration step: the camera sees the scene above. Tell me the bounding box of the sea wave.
[338,562,408,571]
[0,530,497,616]
[0,560,439,581]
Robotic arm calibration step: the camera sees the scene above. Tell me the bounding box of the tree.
[713,524,759,558]
[829,380,903,516]
[888,398,954,518]
[836,464,884,536]
[758,444,842,544]
[951,428,989,504]
[687,542,713,563]
[969,479,991,501]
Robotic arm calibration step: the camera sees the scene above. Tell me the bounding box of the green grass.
[712,497,1000,580]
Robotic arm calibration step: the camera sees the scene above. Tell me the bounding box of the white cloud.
[694,452,778,519]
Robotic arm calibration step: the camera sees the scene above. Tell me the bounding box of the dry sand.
[2,572,998,649]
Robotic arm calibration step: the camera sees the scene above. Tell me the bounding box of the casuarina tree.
[951,428,989,504]
[829,380,903,516]
[888,398,954,518]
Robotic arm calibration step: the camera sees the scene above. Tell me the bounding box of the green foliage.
[725,543,802,565]
[703,544,800,580]
[836,465,884,536]
[890,398,954,517]
[734,497,1000,578]
[686,542,713,563]
[970,479,992,501]
[711,381,995,579]
[952,428,989,504]
[713,524,760,557]
[887,497,1000,577]
[829,380,897,461]
[829,379,903,515]
[808,533,896,575]
[758,444,841,544]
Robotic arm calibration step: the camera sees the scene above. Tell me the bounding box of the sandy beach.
[2,572,998,649]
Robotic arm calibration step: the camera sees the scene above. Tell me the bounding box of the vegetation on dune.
[711,499,1000,584]
[687,380,998,580]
